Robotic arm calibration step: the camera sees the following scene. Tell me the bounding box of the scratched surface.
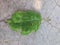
[0,0,60,45]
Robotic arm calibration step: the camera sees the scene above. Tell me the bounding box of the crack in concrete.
[55,0,60,7]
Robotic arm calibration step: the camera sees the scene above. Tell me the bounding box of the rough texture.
[0,0,60,45]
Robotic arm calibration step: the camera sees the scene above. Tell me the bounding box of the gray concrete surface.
[0,0,60,45]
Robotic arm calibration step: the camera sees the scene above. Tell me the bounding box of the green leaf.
[7,10,42,35]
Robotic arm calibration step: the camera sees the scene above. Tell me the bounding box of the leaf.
[7,10,42,35]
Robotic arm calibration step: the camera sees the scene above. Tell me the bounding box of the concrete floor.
[0,0,60,45]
